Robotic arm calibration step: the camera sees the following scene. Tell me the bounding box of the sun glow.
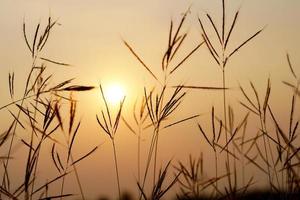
[105,84,125,105]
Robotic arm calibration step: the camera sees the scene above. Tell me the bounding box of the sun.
[105,84,125,105]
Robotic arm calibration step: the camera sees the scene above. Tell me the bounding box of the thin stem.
[285,82,299,191]
[214,151,218,197]
[0,89,52,111]
[2,58,37,189]
[30,150,40,200]
[5,109,32,197]
[136,119,143,186]
[25,107,36,200]
[139,126,159,200]
[61,120,86,200]
[233,144,237,190]
[266,131,279,189]
[71,155,86,200]
[222,68,232,191]
[30,94,40,200]
[259,115,272,188]
[153,130,159,188]
[241,134,245,188]
[137,130,141,184]
[112,139,121,199]
[60,171,66,200]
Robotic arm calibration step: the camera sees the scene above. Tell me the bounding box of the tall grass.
[96,84,125,199]
[0,17,97,200]
[123,8,203,199]
[197,0,264,195]
[0,1,300,200]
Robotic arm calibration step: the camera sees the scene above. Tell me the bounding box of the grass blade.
[286,53,297,79]
[169,42,204,74]
[228,28,264,59]
[224,10,239,49]
[123,40,158,81]
[71,146,99,166]
[40,57,71,66]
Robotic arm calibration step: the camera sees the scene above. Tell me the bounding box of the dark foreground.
[176,192,300,200]
[95,191,300,200]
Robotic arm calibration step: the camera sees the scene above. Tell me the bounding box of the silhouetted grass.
[0,1,300,200]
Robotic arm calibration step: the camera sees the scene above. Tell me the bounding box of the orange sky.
[0,0,300,199]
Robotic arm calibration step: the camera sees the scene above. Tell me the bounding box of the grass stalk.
[112,139,121,199]
[71,155,86,200]
[153,128,160,188]
[214,151,218,196]
[29,97,40,200]
[259,117,272,187]
[137,127,141,184]
[3,58,37,193]
[222,68,232,191]
[139,127,159,200]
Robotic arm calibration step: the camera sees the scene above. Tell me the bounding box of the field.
[0,0,299,199]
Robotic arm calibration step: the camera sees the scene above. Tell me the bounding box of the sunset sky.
[0,0,300,199]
